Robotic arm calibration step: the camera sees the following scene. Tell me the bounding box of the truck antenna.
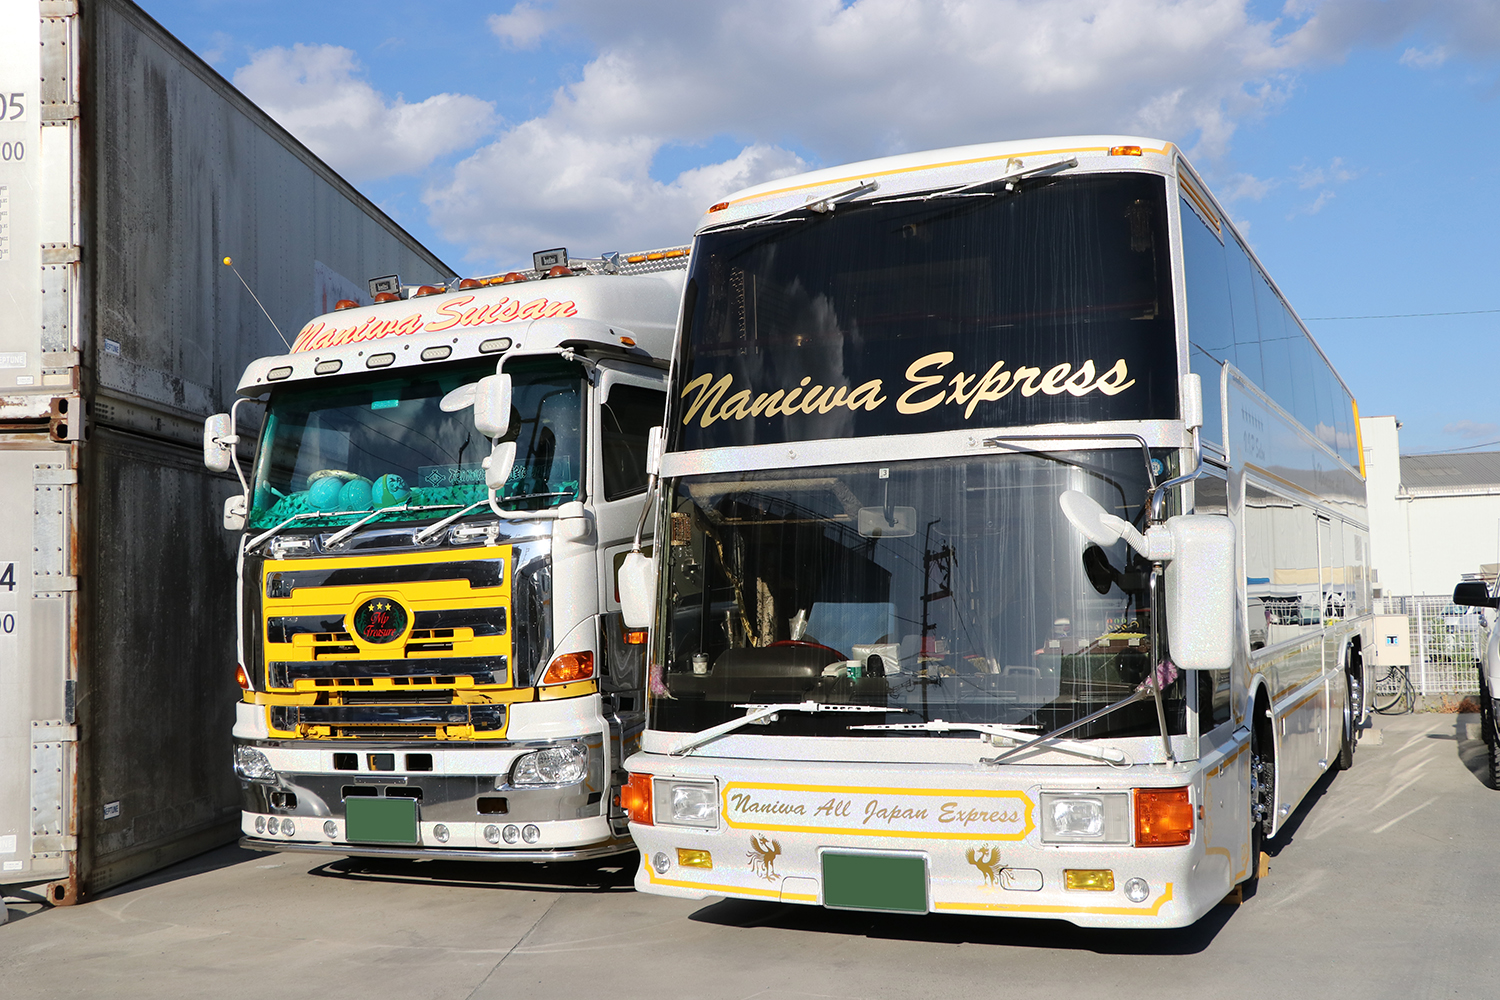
[222,256,291,350]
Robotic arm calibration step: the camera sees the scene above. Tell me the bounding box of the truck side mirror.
[203,413,235,472]
[1162,515,1236,672]
[645,425,664,479]
[619,551,656,629]
[473,373,513,439]
[1453,581,1499,609]
[223,494,247,531]
[484,440,517,492]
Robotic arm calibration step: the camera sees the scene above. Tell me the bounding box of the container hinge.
[41,103,78,122]
[32,720,78,742]
[33,466,77,486]
[48,395,87,442]
[35,577,77,593]
[41,244,81,265]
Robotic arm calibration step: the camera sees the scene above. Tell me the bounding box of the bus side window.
[1199,668,1231,729]
[1322,517,1346,621]
[1181,196,1234,448]
[601,385,667,501]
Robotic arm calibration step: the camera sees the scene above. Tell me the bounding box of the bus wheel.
[1248,706,1273,886]
[1336,673,1355,771]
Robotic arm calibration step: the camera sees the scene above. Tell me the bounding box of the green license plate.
[821,852,928,913]
[344,797,419,844]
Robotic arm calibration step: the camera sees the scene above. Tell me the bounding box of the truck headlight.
[234,745,277,782]
[1039,791,1130,843]
[653,779,718,828]
[510,744,588,786]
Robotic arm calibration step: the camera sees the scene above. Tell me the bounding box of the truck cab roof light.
[412,285,443,297]
[314,360,341,375]
[373,292,401,303]
[420,346,452,362]
[479,337,512,354]
[334,299,359,311]
[366,353,395,369]
[546,265,572,278]
[459,278,483,289]
[501,272,527,283]
[267,366,293,380]
[708,201,729,212]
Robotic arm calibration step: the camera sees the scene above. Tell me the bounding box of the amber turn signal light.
[235,663,251,690]
[1134,787,1193,847]
[1108,145,1143,156]
[619,772,653,825]
[542,651,595,685]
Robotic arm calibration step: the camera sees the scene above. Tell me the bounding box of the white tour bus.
[616,137,1372,928]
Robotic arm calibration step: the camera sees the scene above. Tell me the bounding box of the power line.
[1304,307,1500,321]
[1404,437,1500,456]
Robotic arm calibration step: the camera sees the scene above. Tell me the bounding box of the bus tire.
[1336,672,1355,771]
[1247,697,1273,888]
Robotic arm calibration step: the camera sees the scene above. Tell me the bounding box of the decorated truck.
[206,247,686,860]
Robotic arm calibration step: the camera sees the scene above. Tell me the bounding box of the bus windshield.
[649,448,1186,741]
[673,172,1177,451]
[248,358,586,529]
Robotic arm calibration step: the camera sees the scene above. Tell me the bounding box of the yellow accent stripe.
[1352,397,1366,479]
[933,882,1175,917]
[647,871,786,898]
[1206,744,1247,779]
[1179,174,1221,239]
[718,142,1176,213]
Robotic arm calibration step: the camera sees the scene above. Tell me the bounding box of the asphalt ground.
[3,711,1497,1000]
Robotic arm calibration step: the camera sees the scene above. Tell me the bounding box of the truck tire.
[1336,673,1355,771]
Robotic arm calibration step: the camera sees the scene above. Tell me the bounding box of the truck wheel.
[1336,673,1355,771]
[1247,706,1273,888]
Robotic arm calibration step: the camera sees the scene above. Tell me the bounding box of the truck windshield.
[248,358,586,529]
[673,172,1177,452]
[649,449,1185,741]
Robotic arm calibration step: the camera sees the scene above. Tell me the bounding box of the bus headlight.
[654,779,718,828]
[1040,791,1130,843]
[510,744,588,786]
[234,746,277,782]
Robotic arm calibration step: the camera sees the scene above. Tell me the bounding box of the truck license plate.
[821,852,928,913]
[344,797,419,844]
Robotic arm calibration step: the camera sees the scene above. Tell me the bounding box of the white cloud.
[1400,44,1450,68]
[233,44,497,184]
[489,3,551,50]
[1219,172,1277,202]
[1444,419,1499,439]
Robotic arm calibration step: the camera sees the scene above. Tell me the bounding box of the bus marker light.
[323,820,338,839]
[677,848,712,869]
[625,629,648,645]
[1124,877,1150,902]
[653,851,671,873]
[620,773,654,825]
[1063,869,1114,891]
[1108,145,1143,156]
[484,824,502,844]
[1134,787,1193,847]
[433,824,451,843]
[522,824,541,843]
[502,824,520,843]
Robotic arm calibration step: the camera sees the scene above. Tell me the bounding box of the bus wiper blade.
[873,156,1078,205]
[669,700,895,756]
[978,665,1178,767]
[850,719,1126,764]
[702,179,880,234]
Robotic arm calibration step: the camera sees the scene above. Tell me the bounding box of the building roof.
[1400,451,1500,494]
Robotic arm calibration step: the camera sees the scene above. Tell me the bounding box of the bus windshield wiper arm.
[874,156,1078,205]
[703,179,880,233]
[669,700,895,756]
[848,719,1127,764]
[979,664,1176,766]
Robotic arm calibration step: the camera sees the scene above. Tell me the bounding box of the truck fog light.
[676,848,712,869]
[433,824,450,843]
[1063,869,1114,892]
[502,824,520,844]
[652,851,671,874]
[510,744,588,786]
[1124,877,1150,903]
[234,746,277,782]
[484,824,502,844]
[655,780,718,828]
[280,818,295,837]
[521,824,540,844]
[255,816,266,834]
[323,820,338,839]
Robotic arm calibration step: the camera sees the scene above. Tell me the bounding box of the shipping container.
[0,0,453,903]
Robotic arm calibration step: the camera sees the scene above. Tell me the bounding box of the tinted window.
[1181,198,1234,445]
[1225,237,1263,386]
[601,384,666,501]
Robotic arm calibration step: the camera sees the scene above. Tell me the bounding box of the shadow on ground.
[308,853,638,893]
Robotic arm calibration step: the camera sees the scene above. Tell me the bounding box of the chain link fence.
[1377,595,1486,696]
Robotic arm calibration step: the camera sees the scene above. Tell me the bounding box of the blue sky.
[143,0,1499,455]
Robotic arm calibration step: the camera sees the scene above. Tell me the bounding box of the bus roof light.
[1109,145,1143,156]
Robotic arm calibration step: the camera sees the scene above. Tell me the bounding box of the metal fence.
[1377,595,1486,695]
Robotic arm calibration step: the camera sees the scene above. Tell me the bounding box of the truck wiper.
[323,503,462,548]
[670,700,896,756]
[846,719,1127,765]
[413,498,492,544]
[495,491,576,507]
[245,511,329,552]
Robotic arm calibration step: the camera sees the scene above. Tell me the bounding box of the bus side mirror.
[619,551,656,629]
[1163,515,1236,672]
[203,413,235,472]
[645,426,664,479]
[1453,581,1499,609]
[473,373,513,439]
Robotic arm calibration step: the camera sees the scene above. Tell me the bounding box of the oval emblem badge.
[352,597,408,644]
